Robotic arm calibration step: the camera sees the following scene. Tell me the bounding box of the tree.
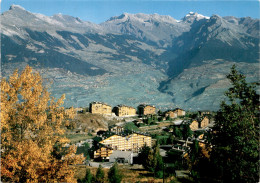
[108,162,123,183]
[139,144,164,178]
[0,66,83,182]
[173,126,182,139]
[95,164,105,183]
[92,136,102,150]
[153,144,164,178]
[167,133,174,144]
[209,65,259,182]
[77,142,91,160]
[84,168,93,183]
[147,116,152,126]
[189,139,211,181]
[138,144,151,165]
[182,124,193,140]
[145,148,157,172]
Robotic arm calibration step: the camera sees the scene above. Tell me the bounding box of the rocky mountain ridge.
[1,5,259,111]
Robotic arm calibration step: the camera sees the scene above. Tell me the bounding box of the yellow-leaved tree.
[1,65,83,182]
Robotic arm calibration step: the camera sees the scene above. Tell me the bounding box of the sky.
[1,0,260,23]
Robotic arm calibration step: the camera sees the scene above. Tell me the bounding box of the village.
[66,101,214,181]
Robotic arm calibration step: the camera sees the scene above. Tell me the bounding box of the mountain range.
[1,5,259,111]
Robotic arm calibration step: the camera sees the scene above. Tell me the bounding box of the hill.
[1,5,259,111]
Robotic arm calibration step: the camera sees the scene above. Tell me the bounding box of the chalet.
[173,108,186,117]
[89,101,112,115]
[165,110,178,119]
[113,105,136,117]
[189,120,199,131]
[190,116,210,131]
[94,146,113,159]
[138,104,156,116]
[200,116,209,129]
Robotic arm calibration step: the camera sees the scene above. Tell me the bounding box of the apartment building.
[113,105,136,117]
[89,101,112,115]
[173,108,186,116]
[94,133,152,159]
[165,110,178,119]
[138,104,156,116]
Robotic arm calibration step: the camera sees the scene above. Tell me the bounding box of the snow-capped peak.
[9,4,26,11]
[56,13,63,17]
[186,12,195,16]
[182,12,210,23]
[186,12,209,19]
[33,13,65,26]
[106,12,177,24]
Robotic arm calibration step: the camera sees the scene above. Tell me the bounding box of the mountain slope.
[166,14,259,76]
[101,13,190,47]
[1,5,259,111]
[159,15,259,110]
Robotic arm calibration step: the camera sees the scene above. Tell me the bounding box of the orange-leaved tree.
[1,65,83,182]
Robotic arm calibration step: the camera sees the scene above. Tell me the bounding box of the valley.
[1,5,259,111]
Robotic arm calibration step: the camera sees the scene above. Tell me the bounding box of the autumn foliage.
[1,66,83,182]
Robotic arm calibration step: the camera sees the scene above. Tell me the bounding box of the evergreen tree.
[76,142,91,159]
[145,148,156,172]
[108,162,123,183]
[189,139,209,181]
[140,144,164,178]
[95,165,105,183]
[167,133,174,144]
[209,65,259,182]
[182,124,193,140]
[138,145,151,165]
[154,144,164,178]
[83,168,93,183]
[147,116,152,126]
[173,127,182,139]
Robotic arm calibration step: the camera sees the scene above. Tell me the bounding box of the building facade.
[113,105,136,117]
[89,102,112,115]
[109,150,133,164]
[173,108,186,116]
[189,120,199,131]
[200,116,209,128]
[138,104,156,116]
[165,110,178,119]
[99,133,152,152]
[94,146,113,159]
[94,133,152,159]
